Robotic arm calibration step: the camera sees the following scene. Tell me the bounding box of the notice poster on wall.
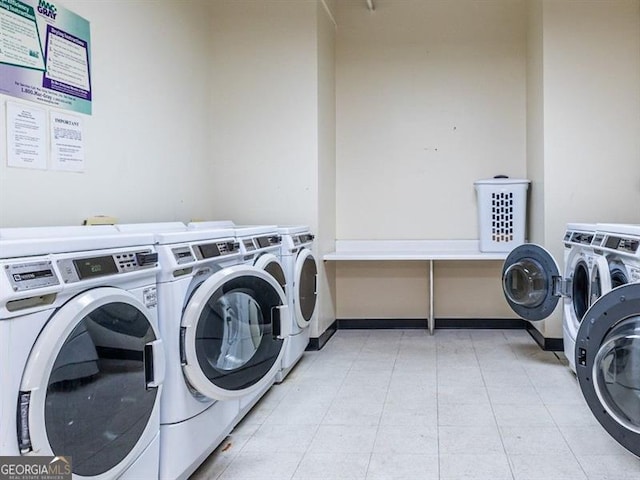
[0,0,92,115]
[6,101,47,169]
[50,110,84,171]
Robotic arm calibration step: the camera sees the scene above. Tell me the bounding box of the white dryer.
[275,225,318,382]
[186,222,289,406]
[592,224,640,288]
[501,225,640,457]
[574,282,640,458]
[117,222,290,479]
[0,226,165,480]
[227,224,288,414]
[561,224,612,372]
[500,225,611,369]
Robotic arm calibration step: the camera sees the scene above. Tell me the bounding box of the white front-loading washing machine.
[186,221,290,404]
[500,224,611,369]
[116,222,290,479]
[275,225,318,383]
[0,226,165,480]
[561,224,612,372]
[592,224,640,287]
[501,224,640,457]
[574,282,640,458]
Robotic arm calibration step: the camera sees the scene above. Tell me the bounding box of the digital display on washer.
[605,236,621,250]
[571,232,594,245]
[197,243,221,258]
[74,256,118,279]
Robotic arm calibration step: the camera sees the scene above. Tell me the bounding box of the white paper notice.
[7,101,47,169]
[50,111,84,172]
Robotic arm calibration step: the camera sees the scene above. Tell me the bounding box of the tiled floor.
[191,329,640,479]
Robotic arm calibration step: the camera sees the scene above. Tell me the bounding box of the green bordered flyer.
[0,0,91,115]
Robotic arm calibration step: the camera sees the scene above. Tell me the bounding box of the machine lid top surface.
[276,225,311,235]
[0,227,155,258]
[595,224,640,237]
[116,223,236,245]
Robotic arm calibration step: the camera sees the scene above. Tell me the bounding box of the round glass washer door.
[293,248,317,329]
[181,265,288,401]
[575,282,640,458]
[502,244,560,321]
[19,287,164,480]
[254,253,286,291]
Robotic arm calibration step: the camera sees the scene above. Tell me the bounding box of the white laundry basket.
[474,177,530,252]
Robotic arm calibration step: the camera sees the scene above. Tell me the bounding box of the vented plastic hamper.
[474,178,530,252]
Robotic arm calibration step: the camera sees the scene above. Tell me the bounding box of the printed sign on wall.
[0,0,92,115]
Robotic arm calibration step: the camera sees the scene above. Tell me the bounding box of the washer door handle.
[273,305,291,339]
[145,339,165,389]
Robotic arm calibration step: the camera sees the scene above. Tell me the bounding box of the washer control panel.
[292,233,315,246]
[604,235,639,254]
[243,238,256,252]
[256,235,281,248]
[5,261,59,292]
[193,240,240,260]
[172,246,195,264]
[58,249,157,284]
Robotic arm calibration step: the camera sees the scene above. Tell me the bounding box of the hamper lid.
[474,176,530,186]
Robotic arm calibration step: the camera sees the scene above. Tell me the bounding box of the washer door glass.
[591,255,612,307]
[182,266,286,400]
[501,244,560,321]
[610,263,629,289]
[255,253,286,290]
[572,261,590,323]
[19,288,160,478]
[592,318,640,434]
[575,283,640,457]
[294,249,317,328]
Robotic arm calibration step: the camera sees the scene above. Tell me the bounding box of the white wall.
[207,0,318,227]
[316,1,337,337]
[336,0,528,240]
[526,0,545,246]
[333,0,527,323]
[0,0,214,227]
[538,0,640,337]
[208,0,337,338]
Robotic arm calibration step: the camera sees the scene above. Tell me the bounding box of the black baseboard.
[306,321,337,351]
[337,318,428,329]
[526,323,564,351]
[308,318,563,352]
[435,318,527,329]
[336,318,527,330]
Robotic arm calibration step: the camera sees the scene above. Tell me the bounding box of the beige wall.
[316,1,338,337]
[336,0,528,240]
[526,0,640,338]
[208,0,318,227]
[526,0,545,247]
[336,261,515,320]
[2,0,638,340]
[337,261,516,319]
[334,0,527,323]
[208,0,337,338]
[0,0,214,227]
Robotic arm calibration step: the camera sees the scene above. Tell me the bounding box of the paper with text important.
[50,110,83,171]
